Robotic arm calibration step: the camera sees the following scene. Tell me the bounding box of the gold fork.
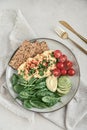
[55,27,87,55]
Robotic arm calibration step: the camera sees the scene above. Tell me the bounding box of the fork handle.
[68,37,87,54]
[59,21,87,43]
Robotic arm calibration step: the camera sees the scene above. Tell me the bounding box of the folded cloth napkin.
[0,9,87,130]
[0,9,37,122]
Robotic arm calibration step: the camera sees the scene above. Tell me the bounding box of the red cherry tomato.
[68,68,75,76]
[59,55,67,63]
[61,69,67,75]
[65,60,73,69]
[54,50,62,58]
[56,62,64,69]
[53,68,61,77]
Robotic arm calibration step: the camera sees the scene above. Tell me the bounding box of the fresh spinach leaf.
[28,77,37,85]
[42,96,61,106]
[19,91,29,99]
[23,100,32,108]
[35,77,46,84]
[30,100,47,109]
[11,73,18,86]
[13,84,24,93]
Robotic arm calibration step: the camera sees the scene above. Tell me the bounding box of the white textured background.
[0,0,87,130]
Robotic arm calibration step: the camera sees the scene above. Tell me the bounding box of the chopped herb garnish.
[48,62,51,66]
[38,63,43,69]
[20,70,25,76]
[42,59,47,63]
[38,63,46,69]
[50,52,54,57]
[47,60,53,66]
[53,61,56,64]
[44,68,47,72]
[47,60,56,66]
[56,58,59,63]
[39,69,44,76]
[28,68,35,75]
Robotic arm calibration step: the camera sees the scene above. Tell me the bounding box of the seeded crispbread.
[9,40,49,70]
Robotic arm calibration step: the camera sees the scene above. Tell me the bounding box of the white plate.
[6,38,80,112]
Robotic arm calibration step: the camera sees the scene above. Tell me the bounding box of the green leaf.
[23,100,32,108]
[11,73,18,86]
[39,69,44,76]
[30,100,47,109]
[35,77,46,84]
[29,84,45,92]
[19,91,29,99]
[28,77,37,85]
[42,96,60,106]
[17,75,28,84]
[36,90,55,97]
[13,84,24,93]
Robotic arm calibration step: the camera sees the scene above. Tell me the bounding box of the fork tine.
[55,27,68,39]
[55,27,65,37]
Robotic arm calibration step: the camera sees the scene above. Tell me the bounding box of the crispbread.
[9,40,49,70]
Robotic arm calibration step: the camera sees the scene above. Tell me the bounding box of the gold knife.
[59,21,87,44]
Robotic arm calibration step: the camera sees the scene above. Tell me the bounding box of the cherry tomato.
[54,50,62,58]
[56,62,64,69]
[68,68,75,76]
[53,68,61,77]
[59,55,67,63]
[61,69,67,75]
[65,60,73,69]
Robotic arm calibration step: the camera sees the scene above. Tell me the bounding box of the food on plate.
[46,75,57,92]
[18,50,56,80]
[10,40,76,109]
[57,76,72,96]
[9,40,49,70]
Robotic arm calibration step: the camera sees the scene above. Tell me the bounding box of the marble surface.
[0,0,87,130]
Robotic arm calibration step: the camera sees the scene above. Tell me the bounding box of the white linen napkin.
[0,9,36,122]
[0,9,87,130]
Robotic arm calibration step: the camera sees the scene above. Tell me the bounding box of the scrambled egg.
[18,50,56,80]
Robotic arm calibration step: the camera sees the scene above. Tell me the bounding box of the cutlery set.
[55,21,87,54]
